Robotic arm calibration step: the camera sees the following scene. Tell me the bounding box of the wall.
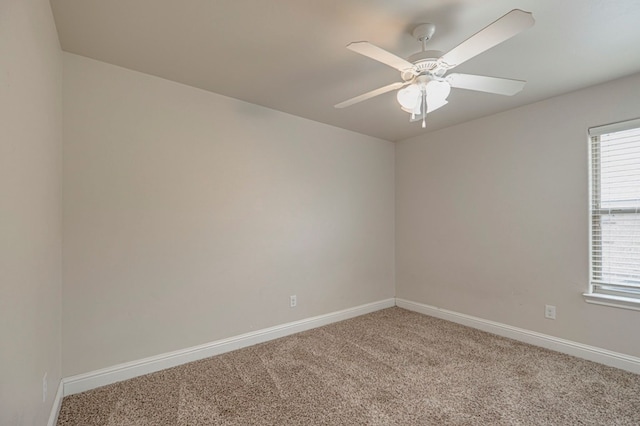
[396,72,640,357]
[0,0,62,424]
[62,53,395,376]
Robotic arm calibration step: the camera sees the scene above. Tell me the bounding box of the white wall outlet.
[42,372,47,402]
[290,295,297,308]
[544,304,556,320]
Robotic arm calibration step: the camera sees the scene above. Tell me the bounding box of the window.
[585,118,640,310]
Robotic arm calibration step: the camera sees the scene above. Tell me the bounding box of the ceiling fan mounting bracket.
[412,23,436,43]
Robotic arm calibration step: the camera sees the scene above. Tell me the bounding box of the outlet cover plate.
[544,304,556,320]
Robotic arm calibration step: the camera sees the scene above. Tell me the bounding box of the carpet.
[57,307,640,425]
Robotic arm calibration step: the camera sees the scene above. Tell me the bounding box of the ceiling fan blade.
[439,9,534,69]
[334,81,407,108]
[447,73,526,96]
[347,41,415,72]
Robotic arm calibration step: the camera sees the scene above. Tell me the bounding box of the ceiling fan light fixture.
[396,84,421,110]
[398,80,451,116]
[426,80,451,101]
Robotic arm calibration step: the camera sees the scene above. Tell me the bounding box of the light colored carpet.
[57,307,640,425]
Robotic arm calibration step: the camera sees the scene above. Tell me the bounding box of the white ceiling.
[51,0,640,142]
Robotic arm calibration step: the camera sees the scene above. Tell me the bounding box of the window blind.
[589,118,640,299]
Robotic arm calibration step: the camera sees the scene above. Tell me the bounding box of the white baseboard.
[62,298,396,396]
[396,298,640,375]
[47,380,64,426]
[58,296,638,404]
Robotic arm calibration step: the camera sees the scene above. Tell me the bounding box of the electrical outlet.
[42,372,47,403]
[544,304,556,320]
[290,295,297,308]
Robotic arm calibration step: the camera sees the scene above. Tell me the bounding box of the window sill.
[583,293,640,312]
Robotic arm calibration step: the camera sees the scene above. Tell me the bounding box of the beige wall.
[0,0,62,424]
[396,72,640,357]
[62,53,395,376]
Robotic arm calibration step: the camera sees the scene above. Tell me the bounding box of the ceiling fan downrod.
[413,23,436,52]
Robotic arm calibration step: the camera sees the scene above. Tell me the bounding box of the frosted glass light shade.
[401,102,422,115]
[396,84,421,110]
[426,80,451,101]
[425,80,451,113]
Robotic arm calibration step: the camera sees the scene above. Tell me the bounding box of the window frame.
[584,117,640,311]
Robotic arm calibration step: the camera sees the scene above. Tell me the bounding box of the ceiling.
[51,0,640,142]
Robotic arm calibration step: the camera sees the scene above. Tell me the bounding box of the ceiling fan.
[335,9,535,128]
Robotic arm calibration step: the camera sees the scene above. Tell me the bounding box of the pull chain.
[421,90,427,128]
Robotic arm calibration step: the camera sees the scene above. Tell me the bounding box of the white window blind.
[589,118,640,302]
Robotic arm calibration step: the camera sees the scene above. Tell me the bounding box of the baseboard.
[396,298,640,374]
[62,298,396,396]
[47,380,64,426]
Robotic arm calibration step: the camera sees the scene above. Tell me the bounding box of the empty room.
[3,0,640,424]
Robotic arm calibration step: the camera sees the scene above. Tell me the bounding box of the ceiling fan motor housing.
[401,50,445,81]
[409,50,443,70]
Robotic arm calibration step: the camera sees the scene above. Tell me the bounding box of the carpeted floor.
[57,307,640,425]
